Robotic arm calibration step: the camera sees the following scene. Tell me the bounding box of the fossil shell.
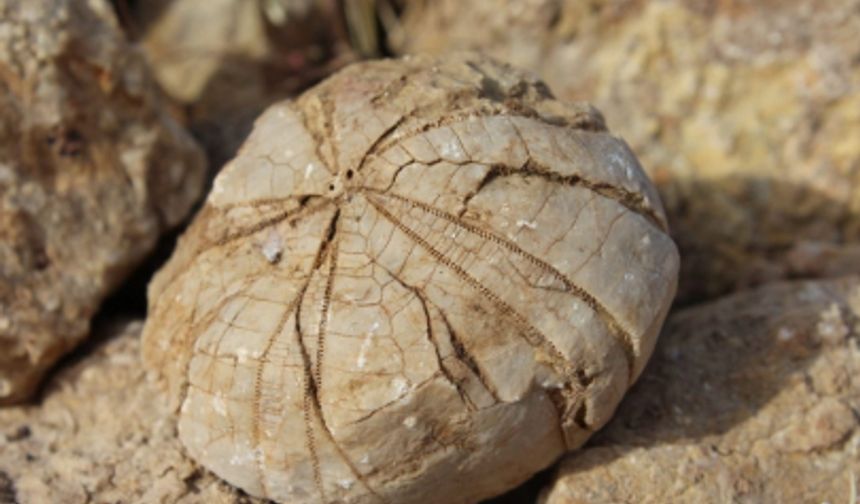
[141,53,679,504]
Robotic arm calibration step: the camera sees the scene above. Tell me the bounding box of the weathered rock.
[541,276,860,504]
[394,0,860,302]
[0,0,206,404]
[0,320,244,503]
[142,53,679,503]
[132,0,346,168]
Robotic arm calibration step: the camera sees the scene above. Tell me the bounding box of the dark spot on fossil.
[575,369,594,387]
[7,425,30,442]
[477,76,506,102]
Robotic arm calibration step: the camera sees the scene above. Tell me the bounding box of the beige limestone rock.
[0,320,245,504]
[142,53,679,503]
[541,276,860,504]
[0,0,206,405]
[133,0,346,168]
[393,0,860,302]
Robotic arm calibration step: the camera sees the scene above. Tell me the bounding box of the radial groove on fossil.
[142,53,679,504]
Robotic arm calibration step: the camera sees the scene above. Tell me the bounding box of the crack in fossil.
[212,201,331,251]
[366,190,638,383]
[173,274,258,420]
[367,152,662,233]
[354,114,407,175]
[356,106,606,175]
[343,375,439,427]
[436,308,503,405]
[373,259,498,411]
[215,193,322,212]
[171,284,203,418]
[458,165,501,214]
[572,400,591,432]
[364,193,580,392]
[507,159,663,232]
[391,275,476,408]
[425,310,481,412]
[295,100,335,176]
[369,73,410,105]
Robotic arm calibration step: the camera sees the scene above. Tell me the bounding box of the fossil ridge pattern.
[142,53,680,504]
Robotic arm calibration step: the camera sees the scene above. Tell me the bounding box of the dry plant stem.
[142,53,679,504]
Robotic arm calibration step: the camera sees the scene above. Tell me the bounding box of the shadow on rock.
[187,51,336,174]
[662,174,860,304]
[495,175,860,502]
[543,273,860,502]
[123,0,350,174]
[591,279,849,447]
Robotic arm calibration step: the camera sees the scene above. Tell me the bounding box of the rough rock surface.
[394,0,860,302]
[0,0,206,404]
[541,276,860,504]
[132,0,345,168]
[0,321,560,504]
[0,320,244,504]
[141,53,679,503]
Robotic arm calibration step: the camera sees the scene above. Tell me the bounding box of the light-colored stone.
[137,0,270,105]
[0,320,244,504]
[133,0,346,168]
[142,53,679,503]
[394,0,860,302]
[541,277,860,504]
[0,0,206,405]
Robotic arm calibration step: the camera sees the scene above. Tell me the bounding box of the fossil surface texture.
[0,0,206,405]
[393,0,860,303]
[142,53,680,504]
